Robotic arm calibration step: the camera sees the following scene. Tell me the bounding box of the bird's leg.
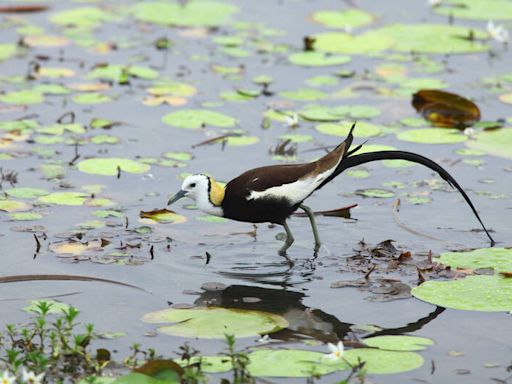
[278,220,295,256]
[299,204,321,252]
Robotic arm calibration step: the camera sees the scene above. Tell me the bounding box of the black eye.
[190,183,196,188]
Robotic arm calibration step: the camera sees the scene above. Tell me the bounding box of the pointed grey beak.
[167,190,187,206]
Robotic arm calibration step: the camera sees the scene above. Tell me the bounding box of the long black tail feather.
[322,150,495,245]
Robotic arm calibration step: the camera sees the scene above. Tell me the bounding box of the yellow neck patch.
[209,177,225,207]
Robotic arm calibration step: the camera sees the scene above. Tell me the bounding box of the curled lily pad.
[397,128,466,144]
[312,9,373,29]
[23,35,69,47]
[77,158,150,176]
[466,128,512,159]
[412,90,480,128]
[288,52,351,67]
[139,209,186,224]
[142,307,288,339]
[162,109,237,129]
[316,121,381,138]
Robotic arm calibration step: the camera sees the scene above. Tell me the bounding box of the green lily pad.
[225,135,259,146]
[0,200,32,212]
[38,123,85,135]
[315,31,394,55]
[363,336,434,351]
[196,215,228,223]
[73,93,112,104]
[33,84,70,95]
[6,188,48,199]
[91,135,119,144]
[162,109,237,129]
[316,121,381,138]
[288,52,351,67]
[435,0,512,20]
[112,372,177,384]
[147,82,197,97]
[0,90,44,105]
[88,65,159,81]
[355,188,395,198]
[77,158,150,176]
[247,349,346,377]
[0,44,16,61]
[0,119,39,132]
[142,307,288,339]
[94,210,123,218]
[412,275,512,312]
[317,24,488,55]
[306,75,339,87]
[397,128,467,144]
[8,212,43,221]
[300,105,380,121]
[312,9,373,29]
[343,349,424,374]
[130,1,238,27]
[437,248,512,273]
[175,356,231,373]
[466,128,512,159]
[279,88,328,101]
[412,248,512,311]
[346,169,370,178]
[50,7,113,29]
[164,152,192,161]
[38,192,88,206]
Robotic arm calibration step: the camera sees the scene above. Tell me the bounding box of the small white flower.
[257,334,271,344]
[487,20,509,43]
[1,371,16,384]
[428,0,442,7]
[21,369,44,384]
[325,341,344,361]
[463,127,476,138]
[284,113,299,128]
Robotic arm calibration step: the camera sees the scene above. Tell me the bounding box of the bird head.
[167,174,225,216]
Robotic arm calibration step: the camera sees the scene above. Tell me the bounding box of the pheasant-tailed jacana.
[168,124,494,254]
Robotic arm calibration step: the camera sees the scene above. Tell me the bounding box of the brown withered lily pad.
[412,90,480,128]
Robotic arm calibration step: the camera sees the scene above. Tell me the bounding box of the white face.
[181,174,210,202]
[179,174,224,217]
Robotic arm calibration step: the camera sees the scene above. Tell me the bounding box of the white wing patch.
[247,167,334,204]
